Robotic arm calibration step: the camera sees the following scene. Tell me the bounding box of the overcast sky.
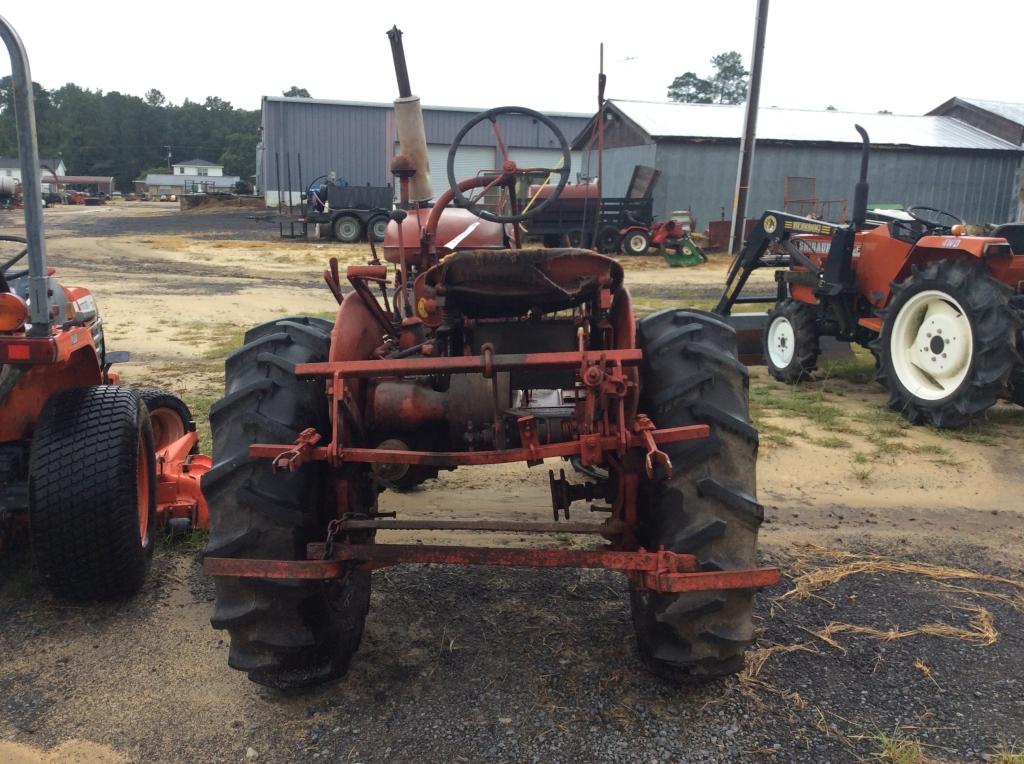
[3,1,1020,116]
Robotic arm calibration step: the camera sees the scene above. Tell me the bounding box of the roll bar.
[0,15,49,335]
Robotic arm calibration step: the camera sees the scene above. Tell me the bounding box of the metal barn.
[259,97,591,207]
[574,100,1024,228]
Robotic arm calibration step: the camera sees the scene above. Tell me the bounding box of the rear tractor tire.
[29,386,156,600]
[764,298,820,383]
[631,309,763,682]
[204,317,371,690]
[367,215,389,243]
[875,260,1020,427]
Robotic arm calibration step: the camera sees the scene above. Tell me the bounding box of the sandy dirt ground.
[1,205,1022,763]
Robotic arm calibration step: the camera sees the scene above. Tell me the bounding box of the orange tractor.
[0,16,209,599]
[202,28,779,690]
[716,125,1024,427]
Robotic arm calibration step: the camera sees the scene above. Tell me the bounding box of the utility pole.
[728,0,769,256]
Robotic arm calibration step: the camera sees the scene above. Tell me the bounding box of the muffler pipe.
[387,26,432,203]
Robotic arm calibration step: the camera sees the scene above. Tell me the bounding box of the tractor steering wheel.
[0,235,29,280]
[447,106,571,225]
[907,205,965,233]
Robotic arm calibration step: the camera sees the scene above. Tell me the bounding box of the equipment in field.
[715,125,1024,427]
[202,27,778,690]
[0,16,209,598]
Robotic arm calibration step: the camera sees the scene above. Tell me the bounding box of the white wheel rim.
[629,235,645,252]
[889,289,973,401]
[373,220,387,238]
[338,220,358,239]
[767,315,796,368]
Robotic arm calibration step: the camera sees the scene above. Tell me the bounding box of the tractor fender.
[329,291,385,408]
[0,341,102,442]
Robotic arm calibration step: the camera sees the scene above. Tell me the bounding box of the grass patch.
[163,528,209,553]
[819,347,877,386]
[993,743,1024,764]
[873,730,930,764]
[750,384,856,433]
[186,392,219,454]
[811,434,850,449]
[852,451,869,464]
[912,443,949,456]
[202,325,248,362]
[850,466,873,483]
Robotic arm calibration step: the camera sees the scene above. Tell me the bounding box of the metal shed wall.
[627,141,1021,229]
[260,98,589,205]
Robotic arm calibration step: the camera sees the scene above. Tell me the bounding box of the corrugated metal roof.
[609,99,1021,151]
[173,158,220,167]
[262,95,590,120]
[958,97,1024,128]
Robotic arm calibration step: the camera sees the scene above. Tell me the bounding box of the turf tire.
[631,309,762,683]
[28,385,156,600]
[204,317,371,690]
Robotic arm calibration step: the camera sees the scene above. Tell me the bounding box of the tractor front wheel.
[764,298,820,383]
[631,309,762,682]
[28,386,156,600]
[876,260,1019,427]
[204,316,371,690]
[623,230,651,256]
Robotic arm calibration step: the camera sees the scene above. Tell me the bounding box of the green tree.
[144,88,166,107]
[283,86,311,98]
[667,72,712,104]
[667,51,749,105]
[708,51,748,104]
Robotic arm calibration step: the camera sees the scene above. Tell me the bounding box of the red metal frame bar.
[332,519,623,535]
[250,423,708,468]
[203,543,781,594]
[295,348,643,379]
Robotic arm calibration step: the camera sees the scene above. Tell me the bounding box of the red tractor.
[0,16,209,598]
[202,27,778,690]
[717,125,1024,427]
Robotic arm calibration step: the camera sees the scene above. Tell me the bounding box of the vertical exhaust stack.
[0,15,50,336]
[387,27,432,203]
[851,124,870,229]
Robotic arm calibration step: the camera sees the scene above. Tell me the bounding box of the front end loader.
[202,27,779,690]
[0,15,209,598]
[715,125,1024,427]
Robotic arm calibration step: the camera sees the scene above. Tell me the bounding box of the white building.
[141,158,240,195]
[0,157,67,192]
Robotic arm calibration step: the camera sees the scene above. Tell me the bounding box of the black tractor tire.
[135,388,195,451]
[764,298,820,384]
[596,226,621,254]
[875,260,1020,428]
[631,309,762,683]
[367,215,389,243]
[28,386,156,600]
[1008,296,1024,407]
[204,317,371,690]
[332,215,362,243]
[623,230,651,256]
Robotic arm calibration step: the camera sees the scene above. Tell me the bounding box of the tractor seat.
[432,248,624,318]
[992,223,1024,255]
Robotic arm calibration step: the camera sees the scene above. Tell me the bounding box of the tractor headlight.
[0,292,28,332]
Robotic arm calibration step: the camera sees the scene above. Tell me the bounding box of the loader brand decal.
[783,220,833,235]
[763,215,778,234]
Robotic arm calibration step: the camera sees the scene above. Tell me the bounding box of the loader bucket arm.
[0,15,49,335]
